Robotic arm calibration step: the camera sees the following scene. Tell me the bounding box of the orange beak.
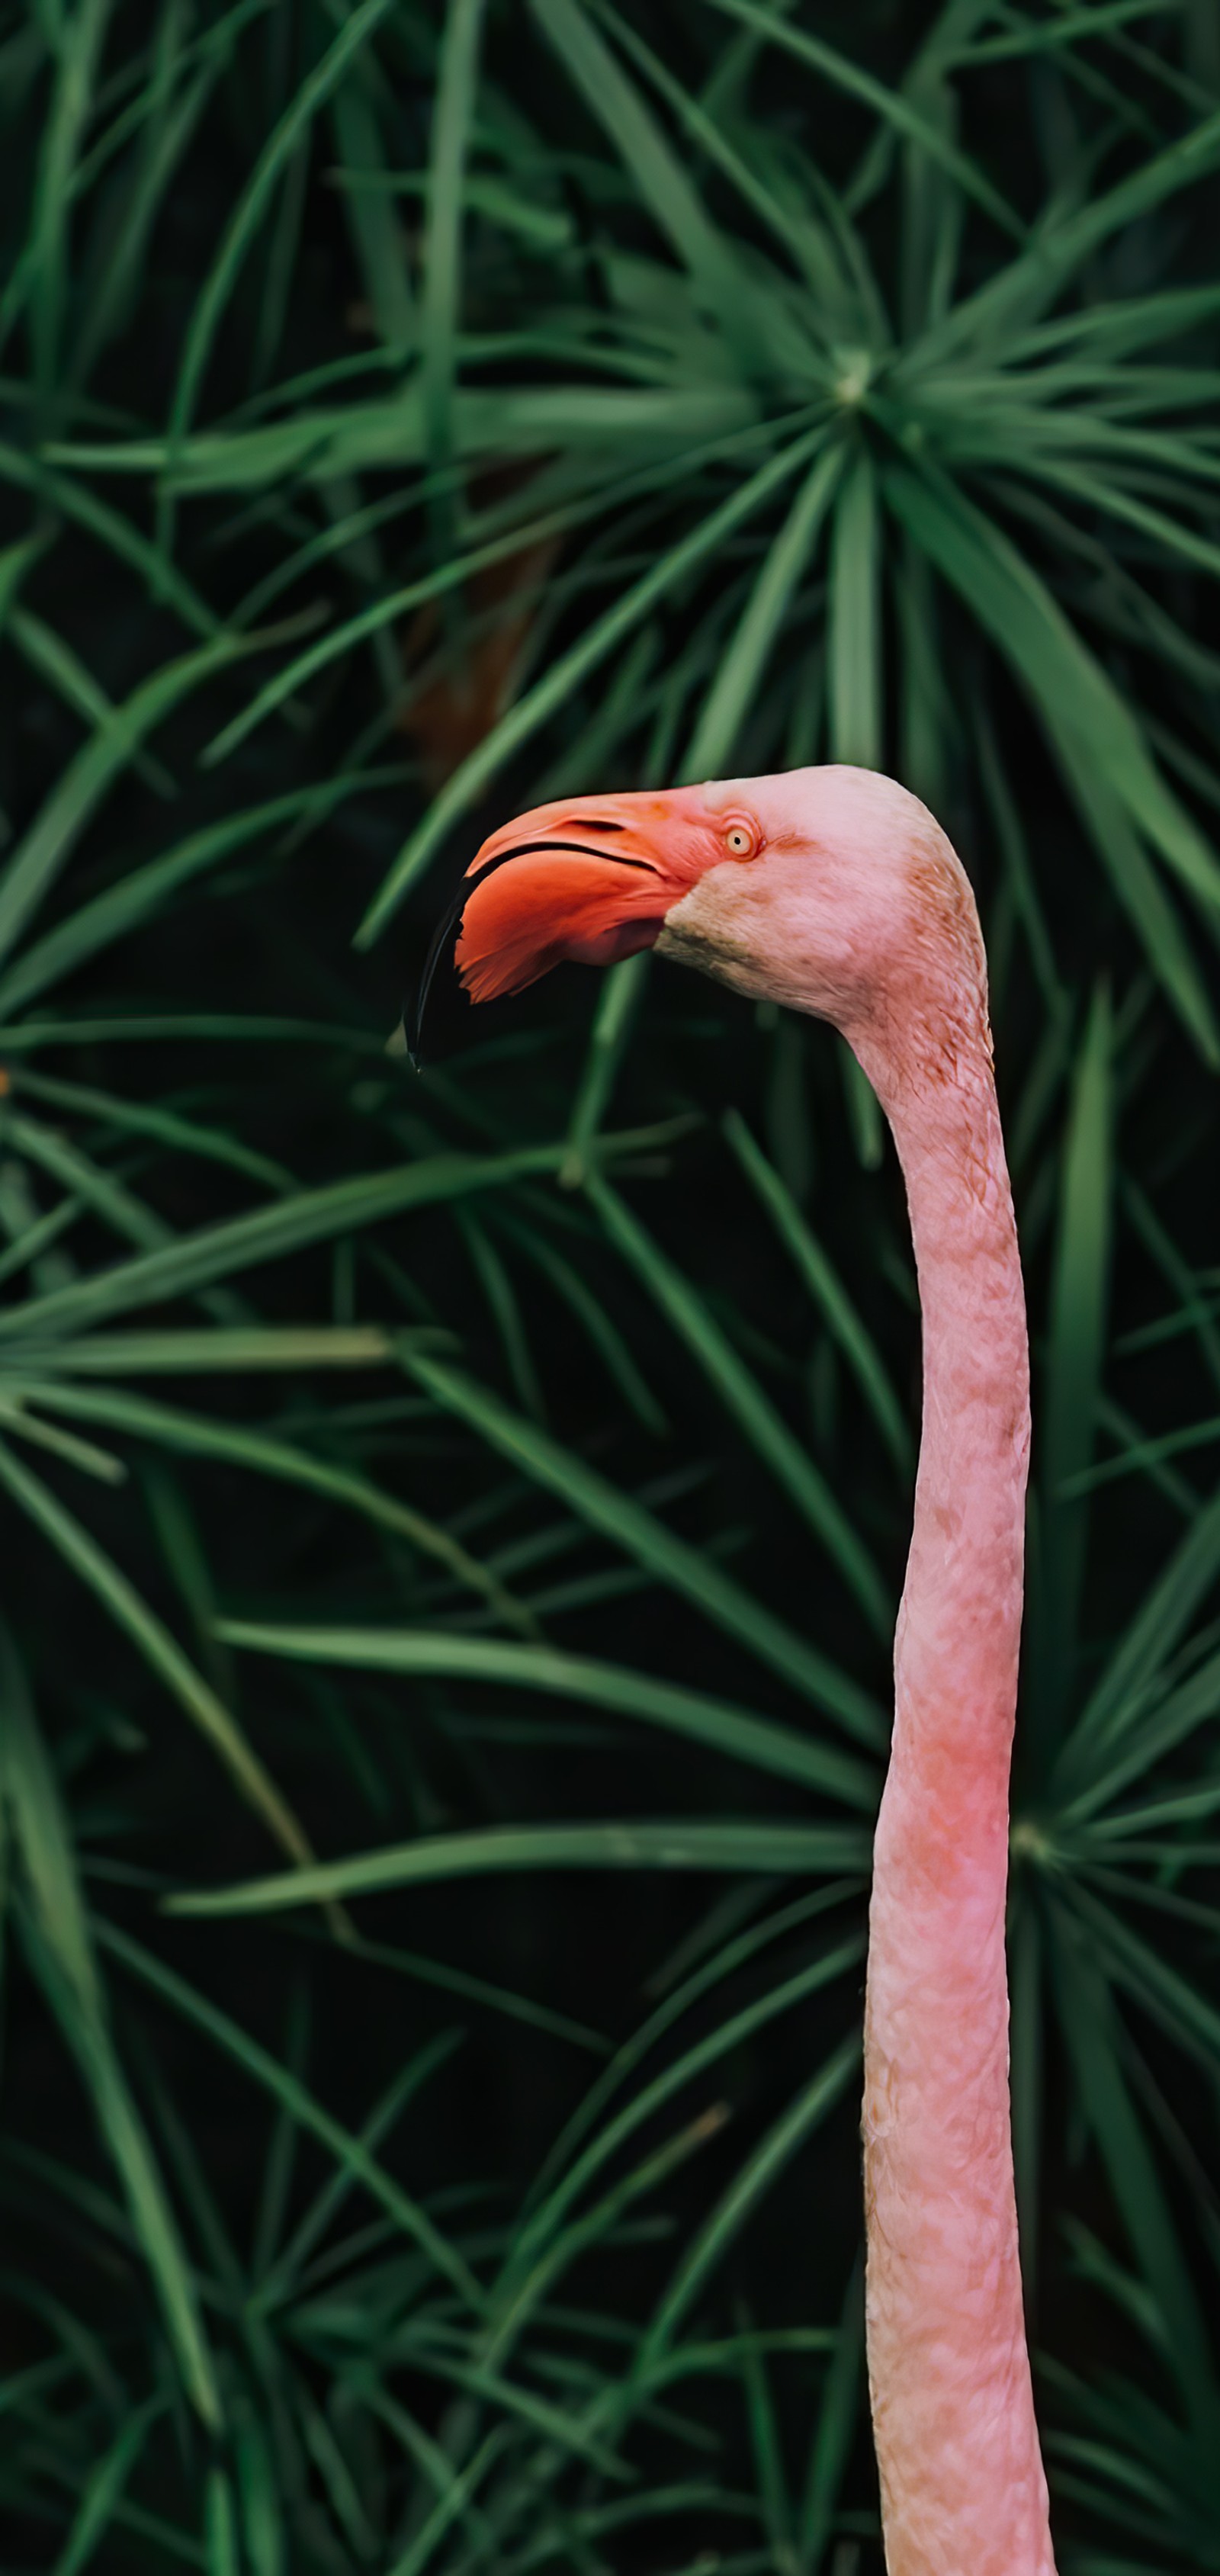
[409,787,714,1062]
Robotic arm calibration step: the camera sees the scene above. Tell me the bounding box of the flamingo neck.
[847,1010,1055,2576]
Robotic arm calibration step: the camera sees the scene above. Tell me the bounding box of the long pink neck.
[850,1011,1055,2576]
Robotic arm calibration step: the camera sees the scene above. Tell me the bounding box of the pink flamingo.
[417,765,1055,2575]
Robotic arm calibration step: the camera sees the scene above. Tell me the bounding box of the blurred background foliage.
[1,0,1220,2568]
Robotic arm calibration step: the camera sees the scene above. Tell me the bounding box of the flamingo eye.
[724,823,756,857]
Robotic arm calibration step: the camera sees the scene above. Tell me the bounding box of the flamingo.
[413,765,1055,2576]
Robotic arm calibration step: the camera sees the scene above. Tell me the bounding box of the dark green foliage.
[0,1,1219,2568]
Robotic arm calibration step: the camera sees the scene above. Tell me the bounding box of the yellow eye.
[724,824,754,856]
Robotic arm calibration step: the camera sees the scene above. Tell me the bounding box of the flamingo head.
[408,766,982,1062]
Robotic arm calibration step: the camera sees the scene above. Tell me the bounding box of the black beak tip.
[397,885,468,1072]
[386,1014,425,1073]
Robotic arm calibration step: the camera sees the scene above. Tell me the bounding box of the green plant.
[2,2,1220,2569]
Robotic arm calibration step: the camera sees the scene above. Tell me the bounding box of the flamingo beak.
[406,787,708,1065]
